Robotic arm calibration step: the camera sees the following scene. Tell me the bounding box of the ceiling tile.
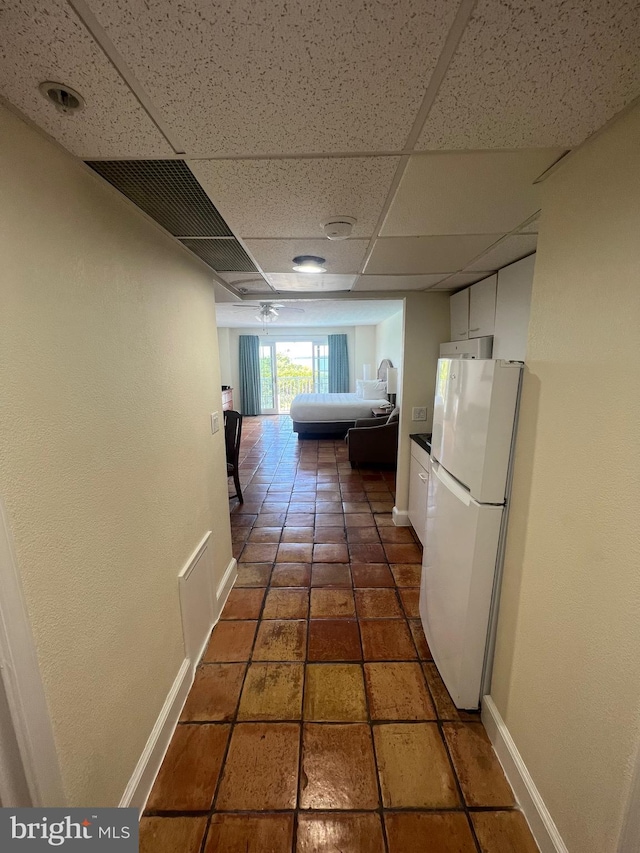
[364,236,500,275]
[86,0,458,156]
[465,235,538,272]
[353,274,448,292]
[265,274,357,293]
[0,0,173,158]
[516,214,540,234]
[245,239,368,274]
[189,157,399,239]
[218,273,274,293]
[380,151,561,236]
[418,0,640,149]
[431,272,495,290]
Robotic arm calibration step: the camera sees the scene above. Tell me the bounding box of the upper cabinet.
[450,288,469,341]
[448,255,535,360]
[468,275,497,338]
[493,255,535,362]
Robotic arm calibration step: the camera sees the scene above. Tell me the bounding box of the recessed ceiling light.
[292,255,326,273]
[38,81,85,115]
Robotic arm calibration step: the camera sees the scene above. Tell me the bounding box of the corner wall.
[489,103,640,851]
[394,293,450,515]
[0,106,233,806]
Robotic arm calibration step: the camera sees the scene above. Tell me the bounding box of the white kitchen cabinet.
[468,274,497,338]
[493,254,535,361]
[449,288,469,341]
[408,439,430,546]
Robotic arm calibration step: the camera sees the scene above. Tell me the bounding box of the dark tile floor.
[141,416,539,853]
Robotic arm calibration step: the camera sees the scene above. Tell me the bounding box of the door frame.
[0,495,65,806]
[259,340,278,414]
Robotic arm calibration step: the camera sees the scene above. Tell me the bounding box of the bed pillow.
[356,379,387,399]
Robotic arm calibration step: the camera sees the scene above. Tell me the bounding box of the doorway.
[259,339,329,414]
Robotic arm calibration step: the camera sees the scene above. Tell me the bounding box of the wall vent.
[85,159,233,238]
[181,238,257,272]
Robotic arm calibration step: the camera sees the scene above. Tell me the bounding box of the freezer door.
[431,358,521,503]
[419,459,503,710]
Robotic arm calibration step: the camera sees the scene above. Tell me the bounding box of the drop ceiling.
[215,300,403,329]
[0,0,638,296]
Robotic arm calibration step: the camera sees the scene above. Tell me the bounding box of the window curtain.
[239,335,262,415]
[328,334,349,393]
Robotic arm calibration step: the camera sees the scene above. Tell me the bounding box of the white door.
[419,459,503,709]
[431,358,521,503]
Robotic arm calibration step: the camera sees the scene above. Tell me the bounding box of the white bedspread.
[289,392,388,423]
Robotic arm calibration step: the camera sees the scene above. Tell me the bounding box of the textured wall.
[490,103,640,851]
[0,106,232,806]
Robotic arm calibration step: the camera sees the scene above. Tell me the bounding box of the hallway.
[140,416,538,852]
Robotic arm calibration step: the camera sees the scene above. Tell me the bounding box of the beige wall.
[490,103,640,851]
[375,309,403,373]
[354,325,376,381]
[395,293,450,514]
[0,107,233,806]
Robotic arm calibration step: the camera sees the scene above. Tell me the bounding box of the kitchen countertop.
[410,433,432,454]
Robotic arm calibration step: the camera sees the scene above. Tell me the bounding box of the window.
[259,339,329,414]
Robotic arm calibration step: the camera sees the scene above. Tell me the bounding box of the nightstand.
[371,406,392,418]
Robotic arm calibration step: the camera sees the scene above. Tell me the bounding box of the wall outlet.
[211,412,220,434]
[412,406,427,421]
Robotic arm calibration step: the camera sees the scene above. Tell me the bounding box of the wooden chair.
[224,410,243,502]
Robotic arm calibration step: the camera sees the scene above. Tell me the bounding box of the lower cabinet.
[408,440,430,546]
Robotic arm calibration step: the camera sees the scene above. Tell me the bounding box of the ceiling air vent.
[85,159,233,238]
[181,239,257,272]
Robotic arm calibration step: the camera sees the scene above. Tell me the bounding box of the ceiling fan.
[232,301,305,325]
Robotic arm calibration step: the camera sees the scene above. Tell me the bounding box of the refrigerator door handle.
[431,460,472,507]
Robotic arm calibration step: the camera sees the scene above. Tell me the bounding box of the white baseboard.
[392,506,411,527]
[119,657,192,811]
[482,695,568,853]
[216,558,237,609]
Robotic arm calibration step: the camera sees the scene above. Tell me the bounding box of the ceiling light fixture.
[255,303,279,323]
[292,255,326,273]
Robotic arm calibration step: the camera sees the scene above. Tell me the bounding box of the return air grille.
[181,239,257,272]
[85,159,232,238]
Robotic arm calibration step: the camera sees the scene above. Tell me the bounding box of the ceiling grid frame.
[0,0,638,300]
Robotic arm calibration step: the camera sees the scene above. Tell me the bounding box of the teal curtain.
[239,335,261,415]
[328,334,349,393]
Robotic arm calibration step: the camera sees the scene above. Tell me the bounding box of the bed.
[291,359,393,437]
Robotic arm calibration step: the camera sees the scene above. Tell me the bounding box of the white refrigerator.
[419,358,522,709]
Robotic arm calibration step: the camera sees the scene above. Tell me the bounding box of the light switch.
[412,407,427,421]
[211,412,220,434]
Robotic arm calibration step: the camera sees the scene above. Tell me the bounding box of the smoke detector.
[322,216,356,240]
[38,82,85,115]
